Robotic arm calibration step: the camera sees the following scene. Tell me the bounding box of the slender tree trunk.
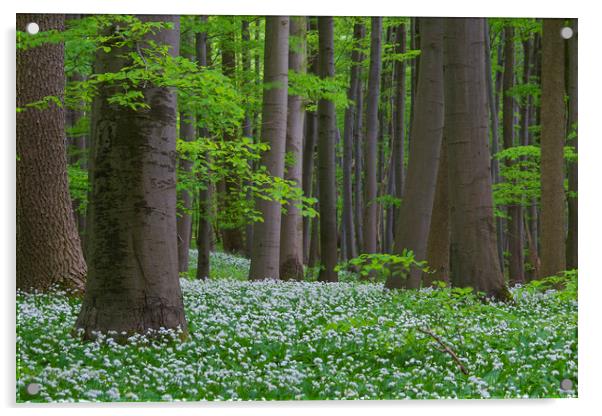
[17,14,87,293]
[248,16,289,280]
[308,176,320,268]
[385,18,444,289]
[484,21,505,273]
[502,26,525,285]
[362,17,382,256]
[219,24,245,254]
[566,19,578,270]
[176,29,195,274]
[354,74,365,254]
[443,17,509,300]
[342,23,364,262]
[316,17,338,282]
[280,16,306,280]
[242,18,255,259]
[196,15,212,280]
[75,16,187,339]
[393,23,406,204]
[540,19,567,278]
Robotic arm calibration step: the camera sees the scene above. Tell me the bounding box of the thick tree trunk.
[502,26,525,285]
[341,23,364,262]
[540,19,567,278]
[443,18,509,300]
[280,16,306,280]
[566,19,578,270]
[248,16,289,280]
[17,14,87,293]
[196,15,212,280]
[385,18,444,290]
[75,15,187,339]
[423,134,449,287]
[484,21,505,273]
[176,30,195,274]
[362,17,382,256]
[316,17,338,282]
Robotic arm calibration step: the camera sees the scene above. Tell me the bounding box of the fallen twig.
[417,327,469,375]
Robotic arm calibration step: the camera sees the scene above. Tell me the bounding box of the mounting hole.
[560,26,573,39]
[560,378,573,391]
[26,383,41,395]
[25,22,39,35]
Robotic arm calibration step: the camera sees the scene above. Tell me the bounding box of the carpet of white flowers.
[17,251,577,402]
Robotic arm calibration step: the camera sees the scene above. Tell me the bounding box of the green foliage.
[336,250,429,282]
[67,165,88,213]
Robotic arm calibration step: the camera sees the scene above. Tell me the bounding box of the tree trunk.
[484,21,505,273]
[566,19,578,270]
[219,24,245,254]
[280,16,306,281]
[354,72,365,255]
[362,17,382,256]
[423,134,449,287]
[393,23,407,204]
[248,16,289,281]
[443,17,509,300]
[17,14,87,293]
[316,17,338,282]
[176,29,195,274]
[385,18,444,290]
[540,19,567,278]
[341,22,364,262]
[242,19,255,259]
[502,26,525,285]
[196,15,212,280]
[75,15,187,339]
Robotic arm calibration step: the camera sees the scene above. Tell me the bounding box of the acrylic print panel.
[16,14,577,403]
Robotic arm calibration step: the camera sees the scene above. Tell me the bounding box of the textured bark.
[342,22,364,262]
[502,26,525,285]
[176,29,195,273]
[308,177,320,268]
[248,16,289,280]
[443,18,509,300]
[385,18,444,290]
[280,16,306,281]
[219,24,244,254]
[540,19,567,278]
[362,17,382,256]
[354,78,365,254]
[75,15,187,339]
[316,17,338,282]
[484,21,505,273]
[242,19,255,259]
[566,19,578,270]
[393,23,407,203]
[196,15,212,280]
[17,14,87,293]
[423,135,449,286]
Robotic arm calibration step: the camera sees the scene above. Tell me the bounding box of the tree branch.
[417,327,469,375]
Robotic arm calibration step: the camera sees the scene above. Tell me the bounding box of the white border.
[2,1,600,415]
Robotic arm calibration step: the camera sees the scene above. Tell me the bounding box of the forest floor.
[17,250,577,402]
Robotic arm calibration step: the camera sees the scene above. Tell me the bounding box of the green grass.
[17,251,577,402]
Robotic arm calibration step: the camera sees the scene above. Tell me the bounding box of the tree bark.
[540,19,567,278]
[566,19,578,270]
[196,15,212,280]
[248,16,289,280]
[75,15,187,339]
[242,19,255,259]
[443,17,509,300]
[219,23,245,254]
[423,134,449,287]
[502,26,525,285]
[385,18,444,290]
[362,17,382,256]
[17,13,87,293]
[316,17,338,282]
[354,69,365,255]
[484,21,505,274]
[280,16,306,281]
[341,22,364,262]
[176,29,195,273]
